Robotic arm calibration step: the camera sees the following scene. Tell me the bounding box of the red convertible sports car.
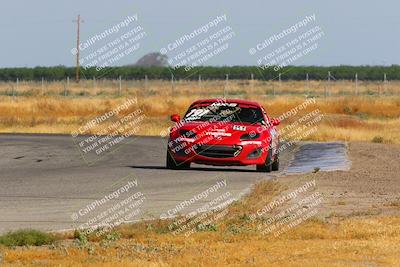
[166,99,280,172]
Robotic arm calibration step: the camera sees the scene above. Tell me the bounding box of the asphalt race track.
[0,134,349,233]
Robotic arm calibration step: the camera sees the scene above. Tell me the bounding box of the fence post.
[250,73,254,93]
[305,73,309,95]
[198,74,201,90]
[326,71,331,97]
[145,75,148,91]
[224,74,229,97]
[15,77,19,98]
[41,77,44,95]
[383,73,387,95]
[171,74,175,94]
[118,75,122,96]
[278,73,281,95]
[355,73,358,95]
[11,79,16,99]
[66,76,70,96]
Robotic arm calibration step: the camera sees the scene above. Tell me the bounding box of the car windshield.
[184,103,264,124]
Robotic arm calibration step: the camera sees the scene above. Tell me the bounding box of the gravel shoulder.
[278,142,400,218]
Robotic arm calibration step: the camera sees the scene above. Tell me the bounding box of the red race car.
[166,99,280,172]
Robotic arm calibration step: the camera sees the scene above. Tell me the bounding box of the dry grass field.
[3,216,400,267]
[0,79,399,144]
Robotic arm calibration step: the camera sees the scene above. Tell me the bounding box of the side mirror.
[272,118,280,126]
[170,114,180,122]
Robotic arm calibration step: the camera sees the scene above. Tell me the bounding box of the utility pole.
[73,15,84,83]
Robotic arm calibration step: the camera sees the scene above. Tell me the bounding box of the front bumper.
[169,140,268,166]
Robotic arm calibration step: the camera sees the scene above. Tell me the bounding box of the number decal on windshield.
[185,108,210,120]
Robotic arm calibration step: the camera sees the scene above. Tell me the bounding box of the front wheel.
[166,151,190,170]
[256,148,272,172]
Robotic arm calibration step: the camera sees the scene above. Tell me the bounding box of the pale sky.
[0,0,398,67]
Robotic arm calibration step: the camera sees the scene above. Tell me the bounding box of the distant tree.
[1,64,400,81]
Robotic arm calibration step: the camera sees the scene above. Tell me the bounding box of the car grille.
[195,145,242,158]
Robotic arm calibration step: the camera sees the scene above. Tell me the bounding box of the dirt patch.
[278,142,400,218]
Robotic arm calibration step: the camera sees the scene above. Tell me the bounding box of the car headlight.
[240,132,260,140]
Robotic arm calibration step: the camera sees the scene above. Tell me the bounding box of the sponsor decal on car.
[239,141,262,145]
[206,132,232,136]
[211,102,238,107]
[179,137,196,143]
[233,125,246,131]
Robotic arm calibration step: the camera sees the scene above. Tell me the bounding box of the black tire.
[272,151,279,171]
[166,151,190,170]
[256,147,272,172]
